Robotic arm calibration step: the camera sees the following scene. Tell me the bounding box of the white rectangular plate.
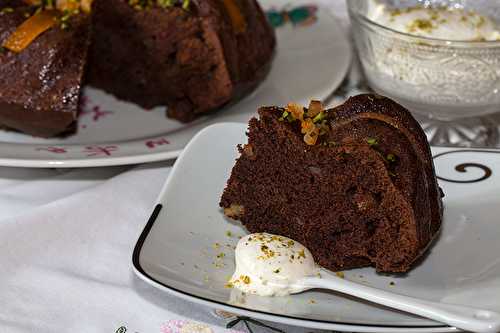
[133,123,500,333]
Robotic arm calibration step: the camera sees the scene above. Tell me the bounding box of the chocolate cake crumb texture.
[220,94,444,273]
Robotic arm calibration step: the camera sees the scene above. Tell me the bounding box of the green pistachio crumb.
[366,138,378,146]
[386,153,397,162]
[312,111,326,123]
[1,7,14,13]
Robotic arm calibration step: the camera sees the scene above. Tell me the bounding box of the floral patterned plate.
[0,1,351,168]
[133,123,500,333]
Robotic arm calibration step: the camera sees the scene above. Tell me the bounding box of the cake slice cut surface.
[220,95,444,273]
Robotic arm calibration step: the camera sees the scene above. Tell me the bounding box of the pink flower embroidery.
[160,320,244,333]
[145,138,170,149]
[83,146,118,157]
[36,147,67,154]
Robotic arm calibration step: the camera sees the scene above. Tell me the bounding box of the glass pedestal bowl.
[348,0,500,146]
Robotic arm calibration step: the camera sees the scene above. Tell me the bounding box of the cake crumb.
[336,271,345,279]
[389,281,396,286]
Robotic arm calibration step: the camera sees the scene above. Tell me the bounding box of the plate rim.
[0,149,183,168]
[130,123,477,332]
[132,204,453,332]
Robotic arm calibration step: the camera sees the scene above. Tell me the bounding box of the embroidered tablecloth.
[0,2,381,333]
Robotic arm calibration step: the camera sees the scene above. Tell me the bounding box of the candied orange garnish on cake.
[301,118,319,145]
[2,10,58,53]
[286,102,304,121]
[307,100,324,117]
[223,0,247,33]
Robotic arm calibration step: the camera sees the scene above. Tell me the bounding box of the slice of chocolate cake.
[220,94,443,273]
[0,1,91,137]
[88,0,275,122]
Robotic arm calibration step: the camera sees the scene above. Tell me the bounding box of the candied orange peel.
[2,10,58,53]
[281,100,326,146]
[223,0,247,33]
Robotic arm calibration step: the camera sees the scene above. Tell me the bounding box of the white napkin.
[0,163,326,333]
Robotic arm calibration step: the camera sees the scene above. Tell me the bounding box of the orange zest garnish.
[22,0,42,5]
[222,0,247,34]
[2,10,58,53]
[80,0,93,13]
[56,0,93,13]
[56,0,80,11]
[286,102,304,121]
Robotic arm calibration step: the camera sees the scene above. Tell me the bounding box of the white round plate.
[0,1,351,168]
[133,123,500,333]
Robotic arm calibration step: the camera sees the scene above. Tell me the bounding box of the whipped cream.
[229,233,318,296]
[367,0,500,41]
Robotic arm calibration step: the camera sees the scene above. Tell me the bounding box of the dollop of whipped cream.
[367,0,500,41]
[229,233,318,296]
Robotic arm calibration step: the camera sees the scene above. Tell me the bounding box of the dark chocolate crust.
[327,94,443,251]
[88,0,276,122]
[220,94,443,273]
[0,3,91,137]
[0,0,275,136]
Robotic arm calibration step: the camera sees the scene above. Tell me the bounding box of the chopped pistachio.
[312,111,326,123]
[240,275,251,284]
[366,138,378,146]
[386,153,397,163]
[157,0,174,7]
[1,7,14,13]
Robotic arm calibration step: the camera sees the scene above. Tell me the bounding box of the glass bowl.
[348,0,500,121]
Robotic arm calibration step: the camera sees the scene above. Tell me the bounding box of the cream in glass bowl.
[348,0,500,120]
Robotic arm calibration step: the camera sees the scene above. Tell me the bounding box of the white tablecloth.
[0,1,350,333]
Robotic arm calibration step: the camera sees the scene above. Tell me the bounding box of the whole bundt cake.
[220,94,444,273]
[0,0,275,137]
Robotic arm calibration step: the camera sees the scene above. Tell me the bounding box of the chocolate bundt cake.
[220,94,444,273]
[0,0,275,136]
[88,0,275,122]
